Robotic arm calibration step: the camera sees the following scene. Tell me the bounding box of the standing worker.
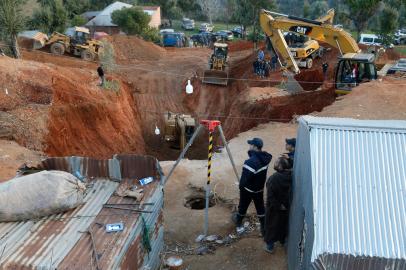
[264,157,292,253]
[233,138,272,235]
[284,138,296,167]
[271,54,278,71]
[322,62,329,81]
[258,49,265,62]
[97,64,105,87]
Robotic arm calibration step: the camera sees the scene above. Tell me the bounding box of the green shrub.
[99,40,115,72]
[103,79,120,92]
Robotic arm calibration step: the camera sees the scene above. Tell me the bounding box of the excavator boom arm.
[260,9,360,55]
[259,9,361,74]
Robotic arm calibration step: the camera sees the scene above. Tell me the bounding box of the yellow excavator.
[164,112,196,150]
[285,34,321,69]
[202,43,229,86]
[260,9,378,94]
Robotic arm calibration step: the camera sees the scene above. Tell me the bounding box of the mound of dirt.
[0,140,43,182]
[22,50,98,69]
[315,77,406,119]
[248,86,289,101]
[227,40,254,52]
[106,35,166,63]
[0,57,145,158]
[295,69,324,91]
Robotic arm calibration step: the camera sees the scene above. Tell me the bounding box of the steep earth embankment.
[0,56,145,158]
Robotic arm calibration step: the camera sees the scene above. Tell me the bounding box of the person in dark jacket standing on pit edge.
[97,64,105,87]
[284,138,296,167]
[233,138,272,235]
[264,157,292,253]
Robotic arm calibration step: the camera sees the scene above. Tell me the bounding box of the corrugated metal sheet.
[288,116,406,270]
[0,180,119,269]
[58,180,163,270]
[0,154,164,270]
[115,184,164,269]
[38,156,122,180]
[115,154,160,180]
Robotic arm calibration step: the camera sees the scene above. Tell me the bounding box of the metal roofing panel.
[58,179,163,270]
[0,154,163,269]
[0,180,119,269]
[297,116,406,268]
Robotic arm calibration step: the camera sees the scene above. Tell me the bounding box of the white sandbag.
[0,170,86,222]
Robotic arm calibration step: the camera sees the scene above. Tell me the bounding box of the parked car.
[161,32,185,47]
[159,28,174,34]
[394,29,406,45]
[231,26,246,37]
[200,23,214,32]
[182,18,195,30]
[387,58,406,74]
[214,30,234,41]
[395,29,406,37]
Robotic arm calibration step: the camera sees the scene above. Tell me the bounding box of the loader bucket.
[202,70,229,86]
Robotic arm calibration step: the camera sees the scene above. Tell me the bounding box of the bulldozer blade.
[202,70,229,86]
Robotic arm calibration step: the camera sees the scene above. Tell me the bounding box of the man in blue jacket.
[234,138,272,235]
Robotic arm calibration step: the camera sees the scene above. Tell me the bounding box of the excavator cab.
[202,43,229,86]
[335,53,377,95]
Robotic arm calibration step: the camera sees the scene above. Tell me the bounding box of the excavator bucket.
[202,69,229,86]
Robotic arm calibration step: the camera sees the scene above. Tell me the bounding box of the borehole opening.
[184,194,216,210]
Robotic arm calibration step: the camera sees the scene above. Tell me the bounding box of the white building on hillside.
[85,1,161,35]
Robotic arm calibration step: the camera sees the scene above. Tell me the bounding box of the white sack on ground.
[0,170,86,222]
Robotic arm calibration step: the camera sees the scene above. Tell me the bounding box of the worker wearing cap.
[234,138,272,235]
[284,138,296,167]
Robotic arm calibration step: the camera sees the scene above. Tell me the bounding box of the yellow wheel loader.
[164,112,196,150]
[45,27,102,61]
[202,43,229,86]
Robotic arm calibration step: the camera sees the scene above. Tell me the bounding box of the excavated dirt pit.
[6,37,384,162]
[1,38,337,161]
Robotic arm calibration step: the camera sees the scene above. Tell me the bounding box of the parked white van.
[359,34,383,46]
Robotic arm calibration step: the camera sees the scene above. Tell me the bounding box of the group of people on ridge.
[253,49,279,78]
[233,137,296,253]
